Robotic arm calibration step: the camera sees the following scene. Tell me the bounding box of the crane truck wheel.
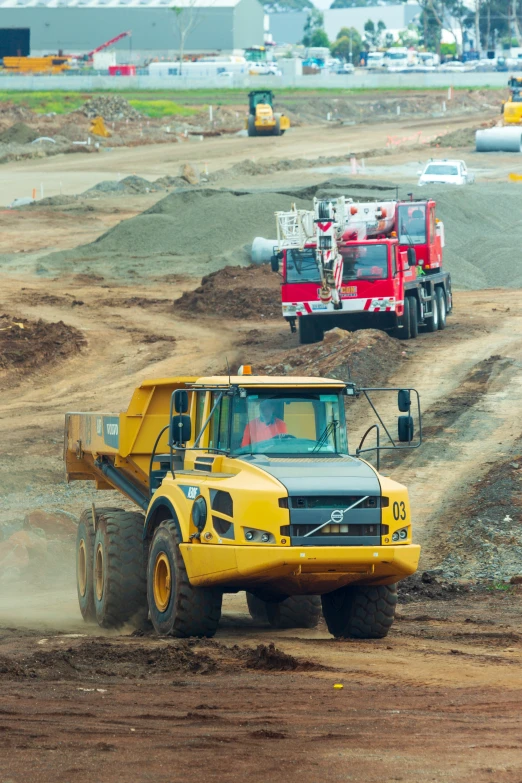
[147,520,222,638]
[393,296,411,340]
[425,291,439,332]
[408,296,419,339]
[298,316,323,345]
[92,509,148,629]
[247,115,257,137]
[436,287,447,330]
[76,506,122,623]
[246,591,268,622]
[321,584,397,639]
[265,595,322,629]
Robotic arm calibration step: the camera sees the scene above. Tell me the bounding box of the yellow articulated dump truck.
[65,370,421,638]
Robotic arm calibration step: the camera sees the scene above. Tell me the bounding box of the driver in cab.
[241,399,288,446]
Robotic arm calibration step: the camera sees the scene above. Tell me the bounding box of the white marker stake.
[209,105,213,122]
[448,86,453,100]
[442,101,446,112]
[40,183,44,199]
[397,105,401,116]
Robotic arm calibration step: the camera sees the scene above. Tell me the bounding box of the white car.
[418,159,475,186]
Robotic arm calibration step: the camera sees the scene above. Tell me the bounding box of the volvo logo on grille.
[330,509,344,523]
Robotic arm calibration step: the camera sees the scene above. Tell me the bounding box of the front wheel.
[147,520,222,637]
[393,296,411,340]
[408,296,418,339]
[321,584,397,639]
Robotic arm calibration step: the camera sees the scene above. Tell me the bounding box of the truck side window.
[209,393,230,451]
[195,391,206,440]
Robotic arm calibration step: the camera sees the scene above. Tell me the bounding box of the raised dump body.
[65,372,421,639]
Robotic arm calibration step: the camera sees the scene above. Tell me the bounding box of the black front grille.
[291,495,379,509]
[281,523,381,538]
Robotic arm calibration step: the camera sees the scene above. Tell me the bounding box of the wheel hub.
[95,543,104,601]
[153,552,172,612]
[78,539,87,597]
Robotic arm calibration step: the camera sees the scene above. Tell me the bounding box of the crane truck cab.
[65,372,421,639]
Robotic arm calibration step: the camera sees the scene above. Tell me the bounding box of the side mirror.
[407,247,416,266]
[171,414,191,446]
[174,388,189,414]
[398,389,411,412]
[398,415,414,443]
[270,254,280,273]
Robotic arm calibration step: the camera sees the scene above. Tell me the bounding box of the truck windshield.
[397,203,427,245]
[424,164,458,175]
[229,391,347,456]
[285,249,321,283]
[341,244,388,280]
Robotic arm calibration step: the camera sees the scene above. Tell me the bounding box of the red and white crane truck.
[269,196,452,344]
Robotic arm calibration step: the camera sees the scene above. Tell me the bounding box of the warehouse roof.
[0,0,241,7]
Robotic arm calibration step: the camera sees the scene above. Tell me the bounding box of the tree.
[364,19,386,48]
[331,27,363,62]
[171,1,203,75]
[302,9,325,47]
[310,29,330,47]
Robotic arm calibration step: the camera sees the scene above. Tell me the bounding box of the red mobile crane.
[271,196,452,344]
[74,31,132,62]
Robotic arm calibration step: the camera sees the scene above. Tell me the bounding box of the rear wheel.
[247,115,256,137]
[408,296,418,339]
[76,506,122,623]
[322,584,397,639]
[425,290,439,332]
[298,316,323,345]
[436,287,447,330]
[266,595,322,629]
[393,296,411,340]
[93,509,148,629]
[246,591,268,622]
[147,520,222,637]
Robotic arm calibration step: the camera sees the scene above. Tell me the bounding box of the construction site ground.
[1,94,522,782]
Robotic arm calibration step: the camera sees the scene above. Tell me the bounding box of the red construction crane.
[87,31,132,58]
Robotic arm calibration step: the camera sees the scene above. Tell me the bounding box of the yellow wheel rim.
[153,552,172,613]
[78,539,87,597]
[95,543,104,601]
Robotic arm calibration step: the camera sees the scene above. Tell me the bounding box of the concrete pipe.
[476,127,522,152]
[251,237,278,265]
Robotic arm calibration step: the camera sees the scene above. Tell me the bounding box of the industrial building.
[269,4,421,46]
[0,0,264,60]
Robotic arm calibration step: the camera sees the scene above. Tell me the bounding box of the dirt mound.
[85,175,164,196]
[243,642,317,671]
[0,122,38,144]
[399,572,471,603]
[176,265,281,320]
[431,120,496,149]
[0,314,85,375]
[81,96,142,122]
[255,327,405,387]
[44,189,310,278]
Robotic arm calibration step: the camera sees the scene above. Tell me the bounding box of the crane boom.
[87,31,131,58]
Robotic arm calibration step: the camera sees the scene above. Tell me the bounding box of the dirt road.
[1,107,522,782]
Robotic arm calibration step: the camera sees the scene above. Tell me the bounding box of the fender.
[144,494,184,542]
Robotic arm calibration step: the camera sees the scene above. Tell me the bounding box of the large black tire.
[246,591,268,622]
[298,316,323,345]
[247,115,256,137]
[93,509,148,629]
[408,296,418,339]
[425,290,439,332]
[265,595,322,629]
[76,506,121,623]
[147,520,222,638]
[436,287,447,330]
[321,584,397,639]
[393,296,411,340]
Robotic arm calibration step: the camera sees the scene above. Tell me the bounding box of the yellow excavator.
[246,90,290,137]
[502,77,522,124]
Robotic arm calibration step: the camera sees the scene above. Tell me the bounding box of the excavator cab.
[503,77,522,123]
[246,90,290,137]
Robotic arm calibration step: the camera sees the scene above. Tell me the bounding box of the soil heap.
[0,122,39,144]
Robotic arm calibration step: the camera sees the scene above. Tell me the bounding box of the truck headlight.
[243,528,275,544]
[392,527,409,542]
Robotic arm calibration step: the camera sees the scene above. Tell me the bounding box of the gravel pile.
[81,96,142,122]
[0,122,39,144]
